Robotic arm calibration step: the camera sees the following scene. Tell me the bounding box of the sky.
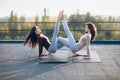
[0,0,120,18]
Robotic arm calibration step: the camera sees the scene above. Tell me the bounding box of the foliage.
[0,9,120,40]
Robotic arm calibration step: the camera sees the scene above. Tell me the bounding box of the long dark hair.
[86,22,97,41]
[24,26,38,48]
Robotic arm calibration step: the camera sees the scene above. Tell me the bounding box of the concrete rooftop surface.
[0,43,120,80]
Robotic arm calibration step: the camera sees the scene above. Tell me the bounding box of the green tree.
[8,11,19,39]
[20,15,26,28]
[34,14,39,26]
[84,12,96,22]
[41,8,53,39]
[8,11,14,30]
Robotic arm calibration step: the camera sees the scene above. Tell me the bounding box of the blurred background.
[0,0,120,41]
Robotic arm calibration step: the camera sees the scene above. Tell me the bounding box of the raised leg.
[62,19,79,52]
[48,20,60,53]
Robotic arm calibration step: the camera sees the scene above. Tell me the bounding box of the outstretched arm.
[82,35,91,58]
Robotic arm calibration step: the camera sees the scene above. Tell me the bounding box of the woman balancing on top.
[24,10,97,58]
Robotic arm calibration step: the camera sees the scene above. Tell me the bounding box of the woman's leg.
[56,37,65,49]
[61,19,79,52]
[48,20,60,53]
[57,37,70,48]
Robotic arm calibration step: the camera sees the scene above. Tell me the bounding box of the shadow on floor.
[0,57,71,80]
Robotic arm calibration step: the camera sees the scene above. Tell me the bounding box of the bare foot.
[58,10,64,21]
[40,54,48,57]
[73,53,82,57]
[82,55,90,57]
[61,10,64,20]
[58,11,61,21]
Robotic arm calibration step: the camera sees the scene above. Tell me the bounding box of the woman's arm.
[82,34,91,57]
[38,34,50,57]
[85,34,91,57]
[40,34,50,44]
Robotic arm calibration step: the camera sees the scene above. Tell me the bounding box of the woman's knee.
[71,46,79,52]
[58,36,63,39]
[57,37,67,42]
[57,37,70,48]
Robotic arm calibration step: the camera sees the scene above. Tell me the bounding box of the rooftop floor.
[0,43,120,80]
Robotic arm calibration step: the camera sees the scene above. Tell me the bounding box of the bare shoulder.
[40,34,47,37]
[86,33,91,37]
[40,34,49,40]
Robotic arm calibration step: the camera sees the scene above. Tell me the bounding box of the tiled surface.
[0,43,120,80]
[73,50,101,62]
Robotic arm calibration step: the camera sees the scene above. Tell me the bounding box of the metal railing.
[0,22,120,41]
